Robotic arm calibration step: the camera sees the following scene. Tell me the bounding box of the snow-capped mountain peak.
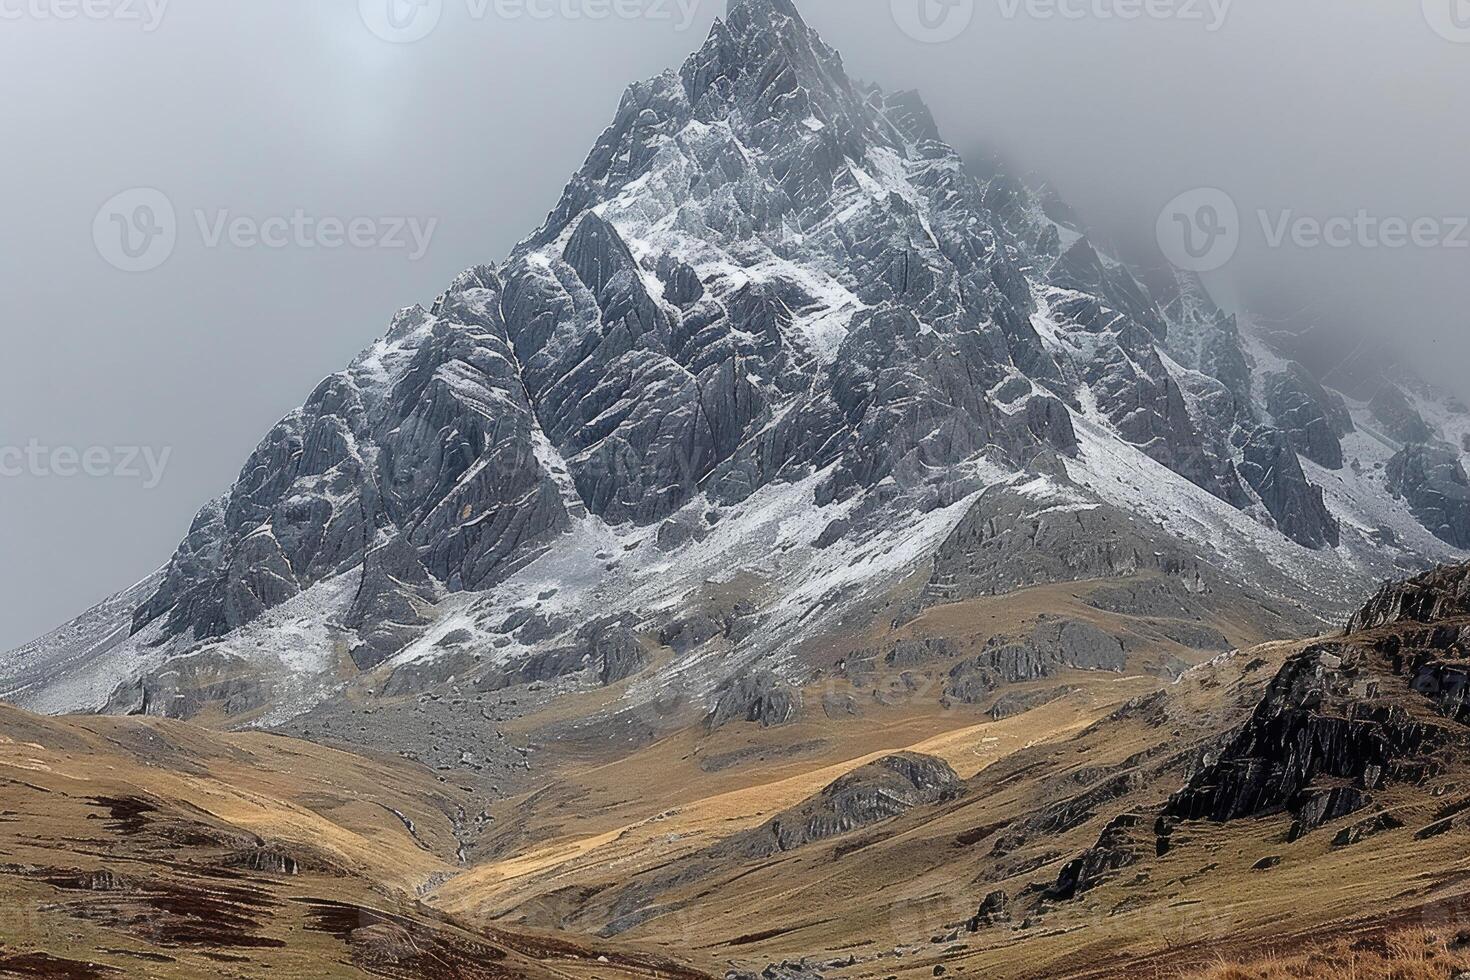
[4,0,1466,725]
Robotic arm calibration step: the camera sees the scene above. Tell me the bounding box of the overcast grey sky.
[2,0,1467,651]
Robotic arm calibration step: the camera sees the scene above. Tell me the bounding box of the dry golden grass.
[1184,928,1470,979]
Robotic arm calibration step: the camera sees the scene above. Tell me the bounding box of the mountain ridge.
[3,0,1467,737]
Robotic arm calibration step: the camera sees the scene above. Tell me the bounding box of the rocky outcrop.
[722,753,961,859]
[1048,812,1153,899]
[1039,564,1470,911]
[1048,239,1168,342]
[704,671,801,731]
[346,538,441,670]
[593,624,648,686]
[1370,385,1434,444]
[967,890,1012,930]
[659,613,727,654]
[1030,618,1128,671]
[1331,811,1403,847]
[946,619,1125,704]
[1197,313,1256,422]
[133,273,577,648]
[379,649,479,697]
[222,848,304,876]
[925,486,1209,604]
[1163,627,1461,837]
[1149,620,1231,651]
[1054,291,1247,506]
[104,650,274,720]
[1237,426,1340,549]
[470,618,648,692]
[1387,443,1470,549]
[987,686,1077,721]
[1349,562,1470,632]
[885,637,958,669]
[1264,363,1350,469]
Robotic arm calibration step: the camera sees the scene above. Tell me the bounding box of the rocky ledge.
[1045,562,1470,902]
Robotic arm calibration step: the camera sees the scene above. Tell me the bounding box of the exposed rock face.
[704,671,801,731]
[1163,642,1419,828]
[222,848,303,876]
[1049,812,1152,899]
[346,537,441,670]
[1030,618,1128,671]
[1264,363,1350,470]
[1161,274,1255,421]
[1331,811,1403,847]
[1387,443,1470,549]
[659,613,727,655]
[1348,562,1470,632]
[466,618,648,693]
[594,624,648,686]
[1048,238,1168,342]
[104,650,274,719]
[1370,385,1434,444]
[124,0,1111,671]
[723,753,961,858]
[1197,313,1256,420]
[380,649,479,697]
[1149,620,1231,651]
[505,0,1084,524]
[1086,579,1210,619]
[132,275,577,650]
[924,486,1209,605]
[885,637,958,669]
[1237,426,1340,549]
[1163,603,1470,840]
[1052,289,1247,507]
[986,687,1077,721]
[946,620,1125,703]
[1042,563,1470,905]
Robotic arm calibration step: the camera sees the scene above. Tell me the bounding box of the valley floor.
[6,570,1470,979]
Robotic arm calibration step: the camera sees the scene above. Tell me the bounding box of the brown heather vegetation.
[1184,928,1470,980]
